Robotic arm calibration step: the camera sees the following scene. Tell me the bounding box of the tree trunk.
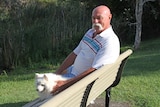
[134,0,143,50]
[2,31,14,71]
[134,0,156,50]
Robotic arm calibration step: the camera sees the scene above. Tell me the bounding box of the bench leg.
[80,81,96,107]
[105,88,111,107]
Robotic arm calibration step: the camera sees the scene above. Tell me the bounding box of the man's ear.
[109,14,112,20]
[44,75,48,81]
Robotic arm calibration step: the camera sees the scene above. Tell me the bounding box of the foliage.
[142,0,160,40]
[0,0,91,70]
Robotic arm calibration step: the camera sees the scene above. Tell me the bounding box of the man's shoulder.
[81,29,94,39]
[100,27,118,39]
[85,29,94,35]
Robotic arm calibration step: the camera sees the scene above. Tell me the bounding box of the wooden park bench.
[39,49,133,107]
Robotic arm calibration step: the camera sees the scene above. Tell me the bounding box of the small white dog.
[23,73,67,107]
[35,73,68,100]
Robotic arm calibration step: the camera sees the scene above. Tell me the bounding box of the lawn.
[0,38,160,107]
[111,38,160,107]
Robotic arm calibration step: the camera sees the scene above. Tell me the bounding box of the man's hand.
[53,80,67,92]
[52,79,74,95]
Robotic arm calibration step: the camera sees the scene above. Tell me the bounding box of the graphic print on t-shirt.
[82,36,102,54]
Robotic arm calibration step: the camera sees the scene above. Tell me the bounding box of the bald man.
[54,5,120,89]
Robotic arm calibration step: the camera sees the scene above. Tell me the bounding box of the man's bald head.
[92,5,111,16]
[92,5,112,34]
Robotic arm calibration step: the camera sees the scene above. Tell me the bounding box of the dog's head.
[35,73,67,93]
[35,73,58,93]
[35,73,47,93]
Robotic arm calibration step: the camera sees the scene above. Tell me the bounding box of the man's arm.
[52,67,96,94]
[55,52,77,74]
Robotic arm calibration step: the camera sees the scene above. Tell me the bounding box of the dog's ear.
[35,73,39,78]
[44,74,48,81]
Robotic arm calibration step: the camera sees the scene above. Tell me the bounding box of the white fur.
[23,73,67,107]
[35,73,67,100]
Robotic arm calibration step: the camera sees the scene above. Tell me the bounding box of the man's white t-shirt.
[71,26,120,76]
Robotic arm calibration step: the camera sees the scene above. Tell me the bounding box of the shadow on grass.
[0,101,28,107]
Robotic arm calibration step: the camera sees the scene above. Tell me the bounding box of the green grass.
[0,38,160,107]
[111,38,160,107]
[0,68,55,107]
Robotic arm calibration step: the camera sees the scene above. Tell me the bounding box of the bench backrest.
[40,49,133,107]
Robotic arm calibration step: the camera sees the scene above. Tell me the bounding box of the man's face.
[92,10,111,33]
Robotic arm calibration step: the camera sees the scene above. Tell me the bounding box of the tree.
[134,0,156,50]
[0,0,26,71]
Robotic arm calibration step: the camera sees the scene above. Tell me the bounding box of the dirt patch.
[88,98,131,107]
